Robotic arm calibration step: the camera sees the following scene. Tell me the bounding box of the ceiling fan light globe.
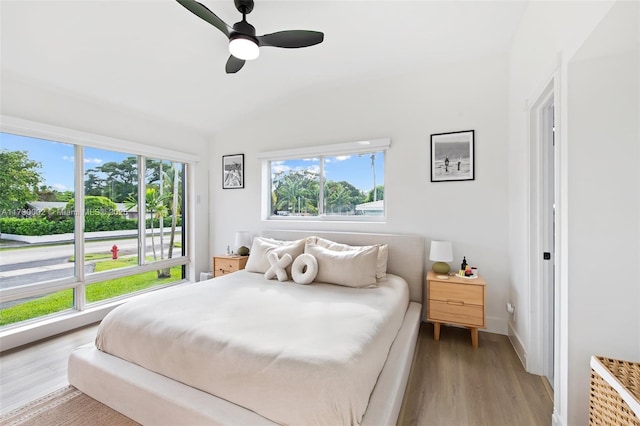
[229,37,259,61]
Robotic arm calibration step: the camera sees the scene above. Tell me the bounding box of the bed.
[68,231,424,425]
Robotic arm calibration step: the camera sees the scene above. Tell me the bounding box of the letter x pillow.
[264,252,293,282]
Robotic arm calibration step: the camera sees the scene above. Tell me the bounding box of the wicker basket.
[589,356,640,425]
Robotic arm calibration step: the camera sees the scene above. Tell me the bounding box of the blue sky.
[272,152,384,192]
[1,133,127,191]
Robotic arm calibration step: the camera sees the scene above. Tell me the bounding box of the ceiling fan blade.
[177,0,231,38]
[258,30,324,48]
[226,55,246,73]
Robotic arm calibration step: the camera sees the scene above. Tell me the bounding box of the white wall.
[0,73,212,278]
[210,55,511,334]
[566,1,640,424]
[507,1,638,424]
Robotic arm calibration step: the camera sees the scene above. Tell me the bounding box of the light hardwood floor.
[0,323,100,414]
[398,323,553,425]
[1,322,553,425]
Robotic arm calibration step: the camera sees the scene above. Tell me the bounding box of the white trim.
[527,75,556,376]
[261,139,389,221]
[556,54,569,426]
[508,321,528,367]
[74,145,86,311]
[0,115,200,164]
[258,138,391,160]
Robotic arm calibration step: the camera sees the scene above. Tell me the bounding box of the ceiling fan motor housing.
[234,0,254,14]
[232,19,257,38]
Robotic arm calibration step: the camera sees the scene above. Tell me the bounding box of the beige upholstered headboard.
[261,230,425,304]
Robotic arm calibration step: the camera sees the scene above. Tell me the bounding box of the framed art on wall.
[222,154,244,189]
[430,130,475,182]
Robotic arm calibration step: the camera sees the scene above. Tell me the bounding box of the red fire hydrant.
[111,244,119,260]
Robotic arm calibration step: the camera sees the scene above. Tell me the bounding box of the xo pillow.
[245,237,305,277]
[304,241,379,288]
[312,237,388,280]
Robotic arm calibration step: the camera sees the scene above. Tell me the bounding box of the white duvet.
[96,270,409,426]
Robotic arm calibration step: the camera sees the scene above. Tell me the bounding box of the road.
[0,238,177,290]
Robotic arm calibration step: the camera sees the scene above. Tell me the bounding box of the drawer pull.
[446,300,465,306]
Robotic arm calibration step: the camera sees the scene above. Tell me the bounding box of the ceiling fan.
[177,0,324,74]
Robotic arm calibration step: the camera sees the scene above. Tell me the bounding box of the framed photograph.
[222,154,244,189]
[430,130,475,182]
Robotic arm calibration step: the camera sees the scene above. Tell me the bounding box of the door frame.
[527,73,560,385]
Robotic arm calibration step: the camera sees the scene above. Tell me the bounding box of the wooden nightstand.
[213,255,248,277]
[426,270,486,347]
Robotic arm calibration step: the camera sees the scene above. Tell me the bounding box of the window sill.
[266,215,386,223]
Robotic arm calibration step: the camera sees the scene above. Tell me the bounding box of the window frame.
[0,116,198,331]
[259,138,390,222]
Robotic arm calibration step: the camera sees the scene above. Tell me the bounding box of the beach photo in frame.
[222,154,244,189]
[430,130,475,182]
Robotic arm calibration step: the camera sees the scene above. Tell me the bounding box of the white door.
[541,101,555,387]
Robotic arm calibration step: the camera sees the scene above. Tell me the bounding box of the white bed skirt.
[68,302,421,426]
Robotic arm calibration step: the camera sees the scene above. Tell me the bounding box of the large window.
[263,139,389,219]
[0,129,190,329]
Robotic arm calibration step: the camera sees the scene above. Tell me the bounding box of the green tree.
[56,191,75,202]
[365,185,384,203]
[125,187,168,265]
[36,185,58,202]
[0,149,43,213]
[65,196,118,214]
[272,170,319,215]
[324,181,364,214]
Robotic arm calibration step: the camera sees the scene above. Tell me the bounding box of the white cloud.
[52,183,69,191]
[63,156,103,164]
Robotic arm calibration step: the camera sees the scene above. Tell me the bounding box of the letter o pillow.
[291,254,318,285]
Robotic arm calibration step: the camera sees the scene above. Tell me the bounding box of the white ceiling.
[1,0,528,137]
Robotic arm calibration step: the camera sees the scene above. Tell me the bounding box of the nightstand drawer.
[429,280,483,305]
[428,300,484,327]
[213,256,248,277]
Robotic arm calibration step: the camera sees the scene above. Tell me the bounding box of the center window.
[263,139,388,220]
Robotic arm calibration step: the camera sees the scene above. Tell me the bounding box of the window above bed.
[259,138,389,221]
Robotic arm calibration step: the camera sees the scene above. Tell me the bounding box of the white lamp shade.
[235,231,252,249]
[229,37,259,61]
[429,240,453,262]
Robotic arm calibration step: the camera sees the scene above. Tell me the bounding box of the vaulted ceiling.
[1,0,527,136]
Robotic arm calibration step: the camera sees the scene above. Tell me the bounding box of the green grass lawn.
[0,258,182,327]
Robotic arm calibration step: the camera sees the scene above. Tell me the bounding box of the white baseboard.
[552,411,564,426]
[507,321,527,368]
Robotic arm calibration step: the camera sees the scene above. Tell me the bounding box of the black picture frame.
[430,130,475,182]
[222,154,244,189]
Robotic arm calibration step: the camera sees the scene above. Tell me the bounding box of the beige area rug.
[0,386,139,426]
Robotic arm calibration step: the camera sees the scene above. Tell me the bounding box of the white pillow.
[245,237,305,276]
[265,252,292,282]
[291,254,318,285]
[304,241,378,288]
[313,237,388,280]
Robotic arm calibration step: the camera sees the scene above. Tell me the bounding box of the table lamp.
[235,231,251,256]
[430,240,453,274]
